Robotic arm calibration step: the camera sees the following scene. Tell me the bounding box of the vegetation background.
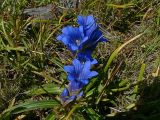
[0,0,160,119]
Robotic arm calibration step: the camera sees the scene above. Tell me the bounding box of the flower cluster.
[57,15,107,105]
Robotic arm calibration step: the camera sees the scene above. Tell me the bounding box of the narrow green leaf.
[3,100,59,115]
[65,104,81,120]
[25,83,63,96]
[1,19,14,47]
[134,63,146,93]
[126,103,135,110]
[106,3,134,8]
[86,88,95,97]
[5,46,25,52]
[86,108,100,120]
[45,112,55,120]
[27,63,39,70]
[49,58,64,71]
[138,63,146,81]
[119,80,128,87]
[85,78,98,92]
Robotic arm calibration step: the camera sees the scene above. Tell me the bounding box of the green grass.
[0,0,160,119]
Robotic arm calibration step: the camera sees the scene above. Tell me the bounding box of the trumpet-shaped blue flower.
[61,59,98,104]
[60,86,83,104]
[60,87,76,105]
[64,59,98,85]
[57,15,107,56]
[77,15,107,62]
[77,15,97,37]
[57,26,88,52]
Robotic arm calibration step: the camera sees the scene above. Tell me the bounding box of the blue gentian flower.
[60,86,77,104]
[61,59,98,104]
[57,26,88,52]
[77,15,97,37]
[77,15,107,61]
[57,15,107,54]
[60,86,83,104]
[60,88,76,105]
[64,59,98,85]
[77,15,107,45]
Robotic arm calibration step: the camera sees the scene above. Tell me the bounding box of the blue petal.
[68,95,76,101]
[64,95,76,105]
[77,15,95,27]
[100,36,107,42]
[72,59,80,66]
[77,15,98,37]
[78,61,91,84]
[61,88,69,103]
[67,75,75,81]
[88,71,98,78]
[62,26,72,35]
[91,59,98,65]
[56,35,63,41]
[70,44,78,51]
[77,91,83,99]
[64,66,74,73]
[72,59,82,74]
[77,15,85,26]
[83,60,91,71]
[61,88,69,97]
[82,79,89,85]
[57,34,69,45]
[69,81,82,92]
[79,26,85,38]
[61,36,69,45]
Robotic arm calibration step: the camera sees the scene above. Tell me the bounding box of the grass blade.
[1,100,59,116]
[25,83,63,96]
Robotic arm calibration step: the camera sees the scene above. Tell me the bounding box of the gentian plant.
[57,15,107,105]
